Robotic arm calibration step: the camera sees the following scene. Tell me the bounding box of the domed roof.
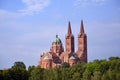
[44,56,50,60]
[52,35,62,44]
[69,56,76,60]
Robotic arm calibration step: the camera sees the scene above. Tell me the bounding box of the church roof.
[69,56,76,60]
[44,56,50,60]
[52,35,62,44]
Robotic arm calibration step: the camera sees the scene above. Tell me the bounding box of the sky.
[0,0,120,69]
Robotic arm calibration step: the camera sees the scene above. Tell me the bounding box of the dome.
[52,35,62,44]
[44,56,50,60]
[70,56,76,60]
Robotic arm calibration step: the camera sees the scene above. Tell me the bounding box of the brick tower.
[77,20,87,62]
[65,21,74,53]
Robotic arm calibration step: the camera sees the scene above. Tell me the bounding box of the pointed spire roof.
[80,20,85,34]
[67,21,72,35]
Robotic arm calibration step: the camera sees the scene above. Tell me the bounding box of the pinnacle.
[80,20,85,34]
[68,21,72,35]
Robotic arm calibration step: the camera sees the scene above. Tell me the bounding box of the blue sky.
[0,0,120,69]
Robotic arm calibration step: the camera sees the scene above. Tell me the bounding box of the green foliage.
[70,62,86,79]
[0,70,3,80]
[10,67,28,80]
[1,67,28,80]
[61,62,70,68]
[101,73,110,80]
[0,56,120,80]
[28,66,35,77]
[29,67,44,80]
[83,70,91,80]
[91,71,101,80]
[109,56,120,61]
[2,69,12,80]
[12,61,26,69]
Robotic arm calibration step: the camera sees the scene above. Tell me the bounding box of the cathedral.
[39,20,87,69]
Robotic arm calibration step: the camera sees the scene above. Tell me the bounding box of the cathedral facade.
[39,20,87,69]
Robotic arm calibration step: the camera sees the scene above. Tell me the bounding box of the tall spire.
[80,20,84,34]
[66,21,74,53]
[68,21,72,35]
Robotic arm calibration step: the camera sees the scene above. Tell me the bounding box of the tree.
[83,70,91,80]
[28,65,35,77]
[108,70,117,80]
[0,70,3,80]
[109,56,120,61]
[29,67,44,80]
[44,69,54,80]
[10,67,28,80]
[2,69,12,80]
[70,62,86,80]
[12,61,26,69]
[50,67,62,80]
[1,56,120,80]
[72,72,81,80]
[61,62,70,68]
[61,68,70,80]
[91,71,101,80]
[116,72,120,80]
[101,73,110,80]
[99,60,109,74]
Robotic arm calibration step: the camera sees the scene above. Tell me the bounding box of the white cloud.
[0,9,21,19]
[18,0,50,15]
[0,0,50,19]
[74,0,107,7]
